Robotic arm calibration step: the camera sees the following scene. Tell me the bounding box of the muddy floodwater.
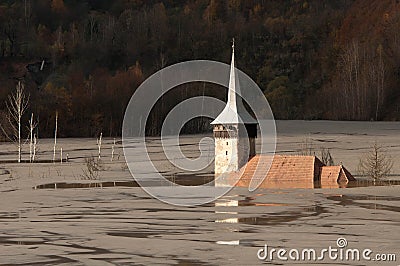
[0,121,399,265]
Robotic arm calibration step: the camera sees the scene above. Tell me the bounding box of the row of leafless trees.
[338,41,386,120]
[299,137,393,180]
[1,82,118,164]
[1,81,30,162]
[319,41,391,121]
[1,82,59,163]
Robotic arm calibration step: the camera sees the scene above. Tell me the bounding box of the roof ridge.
[257,154,318,158]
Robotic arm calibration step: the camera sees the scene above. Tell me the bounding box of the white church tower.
[211,40,258,175]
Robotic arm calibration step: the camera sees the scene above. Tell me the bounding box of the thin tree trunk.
[97,132,102,159]
[29,113,33,162]
[53,112,58,163]
[33,134,37,162]
[111,138,115,161]
[18,109,21,163]
[5,81,29,163]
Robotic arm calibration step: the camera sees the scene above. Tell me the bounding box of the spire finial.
[232,38,235,50]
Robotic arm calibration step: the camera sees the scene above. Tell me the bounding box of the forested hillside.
[0,0,399,138]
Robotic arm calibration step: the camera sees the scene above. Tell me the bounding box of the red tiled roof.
[320,165,356,183]
[216,155,355,189]
[218,155,324,188]
[320,166,342,182]
[241,155,321,181]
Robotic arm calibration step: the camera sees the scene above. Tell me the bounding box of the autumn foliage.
[0,0,399,137]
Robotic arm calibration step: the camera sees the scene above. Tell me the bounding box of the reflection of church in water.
[211,42,355,189]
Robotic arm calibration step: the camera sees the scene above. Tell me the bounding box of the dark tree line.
[0,0,399,138]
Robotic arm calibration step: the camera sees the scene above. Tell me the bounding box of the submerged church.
[211,42,355,189]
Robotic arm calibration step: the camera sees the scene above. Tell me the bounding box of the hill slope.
[0,0,399,137]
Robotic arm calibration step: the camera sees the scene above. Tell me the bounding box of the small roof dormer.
[211,40,257,125]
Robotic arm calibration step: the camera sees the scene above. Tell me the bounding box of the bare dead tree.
[156,52,168,70]
[298,136,314,156]
[28,113,38,162]
[32,134,37,162]
[375,44,385,121]
[3,82,30,163]
[321,148,334,166]
[24,0,31,29]
[111,137,116,161]
[82,156,104,180]
[53,111,58,163]
[298,137,335,166]
[97,132,102,159]
[333,40,389,121]
[338,40,363,120]
[358,141,393,180]
[88,13,96,43]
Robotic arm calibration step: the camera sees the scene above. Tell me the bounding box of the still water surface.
[0,184,398,265]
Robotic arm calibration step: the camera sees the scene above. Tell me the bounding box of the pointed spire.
[211,40,257,125]
[227,38,237,113]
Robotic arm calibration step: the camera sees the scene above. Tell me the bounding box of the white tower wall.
[211,41,257,177]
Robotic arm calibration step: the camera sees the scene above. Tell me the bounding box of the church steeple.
[227,38,237,114]
[211,39,256,125]
[212,41,258,176]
